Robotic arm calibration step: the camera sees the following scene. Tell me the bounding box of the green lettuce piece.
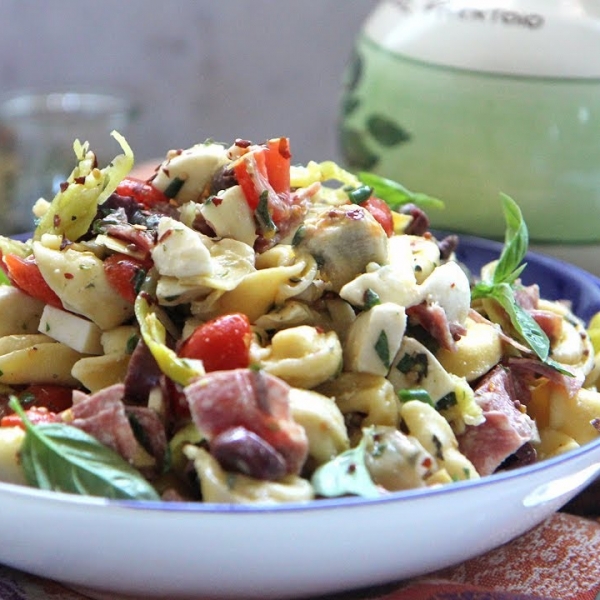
[34,131,134,242]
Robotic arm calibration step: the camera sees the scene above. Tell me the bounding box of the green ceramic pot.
[339,1,600,246]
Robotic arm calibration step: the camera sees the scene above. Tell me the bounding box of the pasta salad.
[0,132,598,503]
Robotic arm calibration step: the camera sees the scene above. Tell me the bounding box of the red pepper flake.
[422,457,433,469]
[53,214,61,227]
[347,463,357,475]
[74,176,86,185]
[235,139,252,148]
[64,273,74,280]
[59,182,69,192]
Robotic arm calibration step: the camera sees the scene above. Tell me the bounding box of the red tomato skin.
[361,196,394,237]
[2,254,63,308]
[1,406,61,429]
[116,177,170,208]
[20,385,74,413]
[103,253,150,304]
[264,137,291,195]
[179,313,252,372]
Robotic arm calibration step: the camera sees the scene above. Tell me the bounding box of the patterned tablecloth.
[2,507,599,600]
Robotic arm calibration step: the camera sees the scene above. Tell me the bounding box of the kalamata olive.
[210,165,237,195]
[400,203,429,236]
[210,426,288,481]
[437,234,459,260]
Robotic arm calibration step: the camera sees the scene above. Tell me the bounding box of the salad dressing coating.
[0,132,598,503]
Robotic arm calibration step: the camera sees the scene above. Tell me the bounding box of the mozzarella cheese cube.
[200,185,257,247]
[0,286,44,336]
[152,217,214,278]
[344,303,407,376]
[152,142,229,204]
[39,305,103,355]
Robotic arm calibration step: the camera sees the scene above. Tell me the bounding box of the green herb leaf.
[470,195,561,366]
[398,388,433,405]
[347,184,373,204]
[363,288,381,310]
[255,190,276,234]
[10,397,160,500]
[488,283,550,361]
[357,172,444,211]
[374,330,391,369]
[311,430,380,499]
[492,194,529,285]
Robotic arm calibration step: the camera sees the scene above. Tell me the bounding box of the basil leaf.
[363,288,381,310]
[255,190,276,235]
[11,397,160,501]
[489,283,550,361]
[493,194,529,285]
[374,330,391,369]
[311,431,380,499]
[357,172,444,211]
[398,389,433,405]
[0,269,9,286]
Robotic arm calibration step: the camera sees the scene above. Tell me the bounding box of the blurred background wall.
[0,1,377,164]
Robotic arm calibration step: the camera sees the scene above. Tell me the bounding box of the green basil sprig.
[357,171,444,211]
[10,397,160,501]
[471,195,566,371]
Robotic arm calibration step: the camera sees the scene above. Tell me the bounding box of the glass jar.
[339,0,600,272]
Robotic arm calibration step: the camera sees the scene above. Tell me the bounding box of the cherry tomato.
[179,313,252,372]
[1,406,62,429]
[232,137,291,211]
[116,177,170,208]
[264,137,291,195]
[104,253,150,304]
[19,384,74,413]
[2,253,63,308]
[361,196,394,237]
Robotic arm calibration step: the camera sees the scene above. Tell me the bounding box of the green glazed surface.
[339,35,600,243]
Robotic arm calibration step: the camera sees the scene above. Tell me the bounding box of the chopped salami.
[68,384,140,462]
[457,366,537,476]
[407,302,466,351]
[184,369,308,477]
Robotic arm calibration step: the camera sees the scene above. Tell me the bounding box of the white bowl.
[1,236,599,600]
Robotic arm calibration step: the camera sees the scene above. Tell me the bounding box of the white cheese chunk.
[0,286,44,336]
[419,261,470,326]
[151,217,214,278]
[344,302,407,376]
[152,142,229,204]
[200,185,257,247]
[39,305,103,355]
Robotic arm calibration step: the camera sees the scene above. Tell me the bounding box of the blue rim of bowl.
[4,232,600,514]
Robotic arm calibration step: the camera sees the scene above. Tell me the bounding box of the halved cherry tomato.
[2,253,63,308]
[104,253,151,304]
[233,151,268,211]
[1,406,62,429]
[179,313,252,372]
[264,137,291,195]
[361,196,394,237]
[20,384,74,413]
[232,137,291,211]
[116,177,170,208]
